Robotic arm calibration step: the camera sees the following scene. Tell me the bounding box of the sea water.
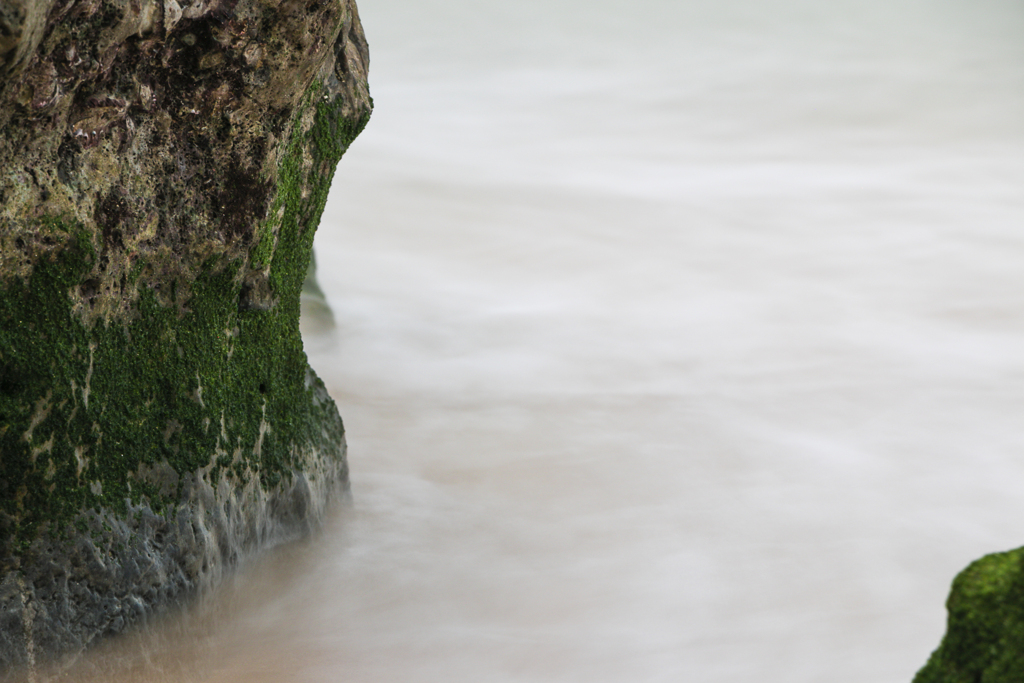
[61,0,1024,681]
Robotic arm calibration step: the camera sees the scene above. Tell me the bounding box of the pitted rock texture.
[0,0,370,672]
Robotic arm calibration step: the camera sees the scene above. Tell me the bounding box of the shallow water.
[60,0,1024,681]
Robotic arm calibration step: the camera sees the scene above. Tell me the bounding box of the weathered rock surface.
[914,547,1024,683]
[0,0,370,672]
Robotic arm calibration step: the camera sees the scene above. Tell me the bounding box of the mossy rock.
[915,547,1024,682]
[0,0,371,671]
[300,248,336,333]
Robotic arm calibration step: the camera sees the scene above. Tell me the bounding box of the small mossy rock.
[0,0,371,672]
[914,547,1024,682]
[300,248,335,333]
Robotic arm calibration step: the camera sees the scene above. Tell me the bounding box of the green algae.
[914,547,1024,683]
[0,76,367,559]
[0,0,372,665]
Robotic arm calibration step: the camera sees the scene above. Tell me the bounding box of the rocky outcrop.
[914,547,1024,682]
[0,0,370,672]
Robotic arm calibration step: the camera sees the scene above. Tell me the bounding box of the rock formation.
[914,547,1024,682]
[0,0,370,672]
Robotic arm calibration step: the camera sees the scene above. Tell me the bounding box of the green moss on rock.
[915,547,1024,682]
[0,0,371,671]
